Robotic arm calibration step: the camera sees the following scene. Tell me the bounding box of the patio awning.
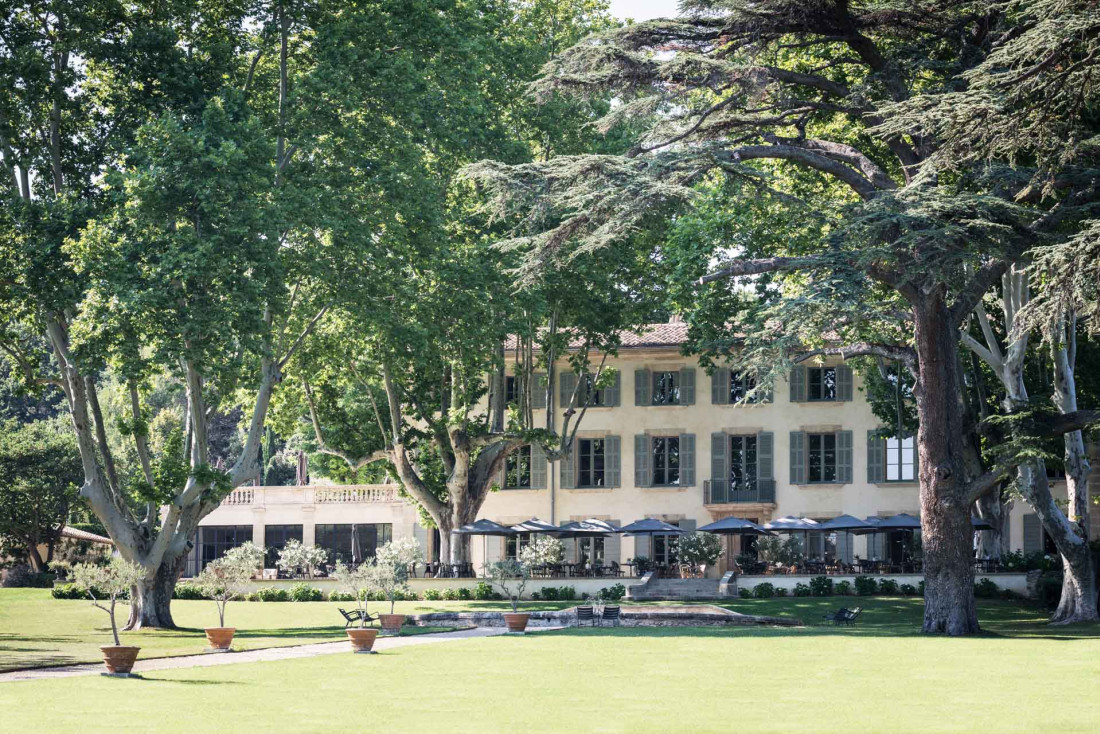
[452,519,516,536]
[814,514,876,533]
[510,518,561,534]
[764,516,821,532]
[619,518,686,536]
[697,517,774,536]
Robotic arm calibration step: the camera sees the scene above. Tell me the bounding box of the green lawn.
[2,596,1099,732]
[0,589,528,672]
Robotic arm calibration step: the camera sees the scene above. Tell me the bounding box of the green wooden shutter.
[679,433,695,486]
[560,437,576,489]
[530,443,547,489]
[560,372,578,408]
[789,431,807,484]
[756,432,774,482]
[867,431,885,483]
[711,431,728,481]
[789,366,806,402]
[634,434,651,487]
[680,518,696,534]
[711,368,730,405]
[603,371,621,407]
[604,435,621,488]
[837,430,853,483]
[838,531,854,563]
[679,367,696,405]
[634,535,650,561]
[1023,514,1042,553]
[634,369,651,406]
[837,365,854,401]
[531,373,547,409]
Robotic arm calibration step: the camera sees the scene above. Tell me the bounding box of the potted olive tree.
[193,541,265,651]
[485,559,532,633]
[70,557,145,676]
[372,538,423,635]
[276,538,328,579]
[331,560,379,653]
[676,532,723,578]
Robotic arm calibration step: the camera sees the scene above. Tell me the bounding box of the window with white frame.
[885,436,916,481]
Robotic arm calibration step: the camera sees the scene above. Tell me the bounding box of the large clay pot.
[378,613,404,635]
[503,612,530,634]
[346,627,379,653]
[100,646,141,676]
[204,627,236,651]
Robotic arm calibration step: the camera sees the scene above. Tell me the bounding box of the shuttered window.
[652,371,680,405]
[1023,514,1042,554]
[808,367,838,401]
[652,436,681,486]
[576,438,606,488]
[531,373,547,409]
[730,435,758,490]
[808,433,837,481]
[503,445,532,489]
[886,436,916,481]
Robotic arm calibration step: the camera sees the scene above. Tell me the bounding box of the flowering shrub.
[518,536,564,566]
[677,532,723,567]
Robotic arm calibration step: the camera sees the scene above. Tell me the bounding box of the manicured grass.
[0,589,531,672]
[2,596,1099,732]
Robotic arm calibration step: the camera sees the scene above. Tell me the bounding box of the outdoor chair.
[576,605,596,627]
[339,608,378,628]
[822,608,851,626]
[610,561,622,577]
[840,607,863,626]
[601,605,621,627]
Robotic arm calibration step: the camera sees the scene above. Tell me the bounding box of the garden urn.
[100,646,141,676]
[346,627,379,653]
[503,612,530,634]
[378,613,404,635]
[204,627,236,651]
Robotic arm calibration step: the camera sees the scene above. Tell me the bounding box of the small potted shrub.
[372,538,423,635]
[193,541,265,651]
[70,557,145,676]
[485,559,531,633]
[332,561,379,653]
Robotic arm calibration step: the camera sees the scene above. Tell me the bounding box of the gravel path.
[0,626,543,683]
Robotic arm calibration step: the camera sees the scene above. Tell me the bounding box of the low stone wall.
[407,604,802,629]
[230,576,643,599]
[736,572,1031,598]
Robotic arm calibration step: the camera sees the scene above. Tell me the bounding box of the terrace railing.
[218,484,399,507]
[703,478,776,505]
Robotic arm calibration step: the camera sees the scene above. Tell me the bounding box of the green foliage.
[535,586,578,601]
[878,579,900,596]
[899,584,918,597]
[809,576,833,597]
[752,583,775,599]
[793,583,812,598]
[631,556,652,575]
[974,578,1000,599]
[1037,572,1064,609]
[854,576,879,596]
[252,588,290,603]
[327,591,357,602]
[597,583,626,602]
[421,589,443,601]
[288,583,323,603]
[835,581,853,596]
[52,583,93,600]
[738,588,753,599]
[676,532,724,567]
[473,582,500,601]
[774,587,788,597]
[173,583,208,601]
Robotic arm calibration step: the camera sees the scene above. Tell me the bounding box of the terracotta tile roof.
[60,526,114,545]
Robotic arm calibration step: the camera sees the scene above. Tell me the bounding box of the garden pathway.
[0,626,542,683]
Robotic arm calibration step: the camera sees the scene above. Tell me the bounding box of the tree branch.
[700,255,825,284]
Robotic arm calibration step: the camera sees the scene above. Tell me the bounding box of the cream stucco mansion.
[187,320,1094,578]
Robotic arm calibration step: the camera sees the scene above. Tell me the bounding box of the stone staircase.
[625,573,731,601]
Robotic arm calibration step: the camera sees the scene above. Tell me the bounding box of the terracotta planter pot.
[346,627,379,653]
[378,613,404,635]
[204,627,236,651]
[503,612,530,634]
[100,645,140,676]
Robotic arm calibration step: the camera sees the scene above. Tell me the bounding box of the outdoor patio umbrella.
[871,513,922,530]
[763,516,821,532]
[618,518,686,535]
[555,519,623,537]
[971,516,995,531]
[510,518,562,534]
[814,514,875,533]
[452,520,516,578]
[697,517,774,536]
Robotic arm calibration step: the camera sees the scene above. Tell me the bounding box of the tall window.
[808,367,838,401]
[886,436,916,481]
[506,533,532,560]
[505,376,518,405]
[729,372,758,403]
[264,524,303,568]
[651,436,681,486]
[193,526,253,576]
[316,523,392,566]
[578,537,605,566]
[504,445,532,489]
[808,433,837,482]
[729,435,758,490]
[653,533,679,565]
[577,438,606,488]
[652,371,680,405]
[582,374,613,407]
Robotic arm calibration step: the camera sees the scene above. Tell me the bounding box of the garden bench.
[339,608,378,628]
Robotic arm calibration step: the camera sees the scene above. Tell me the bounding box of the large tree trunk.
[913,292,980,635]
[128,553,187,629]
[26,543,47,573]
